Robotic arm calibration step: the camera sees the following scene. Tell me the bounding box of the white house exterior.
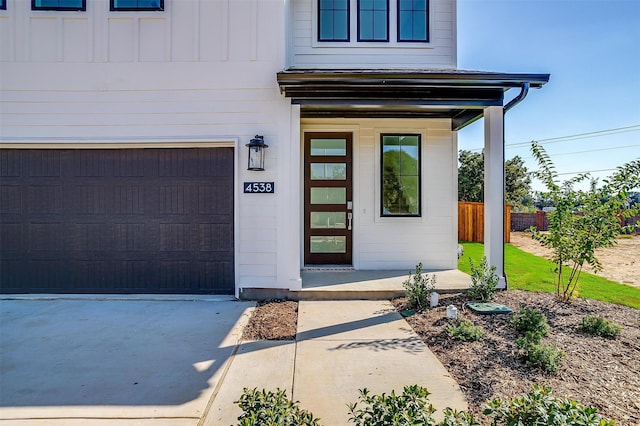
[0,0,548,297]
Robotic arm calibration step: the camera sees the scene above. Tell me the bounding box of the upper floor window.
[32,0,86,11]
[110,0,164,11]
[317,0,429,44]
[358,0,388,42]
[318,0,349,42]
[0,0,6,11]
[398,0,429,42]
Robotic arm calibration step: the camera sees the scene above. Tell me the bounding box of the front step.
[239,269,471,301]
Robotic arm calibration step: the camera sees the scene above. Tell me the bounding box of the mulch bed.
[243,292,640,424]
[392,290,640,425]
[242,299,298,341]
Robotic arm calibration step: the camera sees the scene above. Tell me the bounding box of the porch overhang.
[276,69,550,130]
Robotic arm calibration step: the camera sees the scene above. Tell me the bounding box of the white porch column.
[484,106,506,288]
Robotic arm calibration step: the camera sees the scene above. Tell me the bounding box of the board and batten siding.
[289,0,456,69]
[301,118,458,270]
[0,0,302,292]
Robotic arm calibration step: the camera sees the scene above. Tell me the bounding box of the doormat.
[467,302,513,315]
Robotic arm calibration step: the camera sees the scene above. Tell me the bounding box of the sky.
[456,0,640,192]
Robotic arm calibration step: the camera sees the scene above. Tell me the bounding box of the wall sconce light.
[246,135,269,171]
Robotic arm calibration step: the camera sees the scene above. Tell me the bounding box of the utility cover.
[467,302,513,315]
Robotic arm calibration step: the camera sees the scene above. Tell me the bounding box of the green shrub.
[483,385,615,425]
[467,256,499,301]
[580,315,622,339]
[444,319,485,342]
[347,385,437,426]
[439,408,480,426]
[516,339,566,374]
[510,308,549,343]
[235,387,320,426]
[403,263,436,311]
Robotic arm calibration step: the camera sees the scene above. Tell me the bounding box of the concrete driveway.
[0,297,254,425]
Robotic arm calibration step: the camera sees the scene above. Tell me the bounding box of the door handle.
[347,212,353,231]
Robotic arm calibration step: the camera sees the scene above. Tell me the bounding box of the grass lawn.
[458,242,640,310]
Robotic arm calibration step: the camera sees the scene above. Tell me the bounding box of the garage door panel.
[0,148,234,294]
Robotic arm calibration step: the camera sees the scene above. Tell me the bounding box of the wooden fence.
[458,201,511,243]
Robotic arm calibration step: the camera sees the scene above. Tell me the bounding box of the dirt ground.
[244,293,640,425]
[510,232,640,287]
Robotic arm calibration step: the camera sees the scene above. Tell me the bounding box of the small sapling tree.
[530,141,640,301]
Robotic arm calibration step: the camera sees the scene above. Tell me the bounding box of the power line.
[507,125,640,148]
[467,124,640,152]
[517,144,640,160]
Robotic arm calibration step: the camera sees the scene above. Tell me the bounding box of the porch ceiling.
[276,69,550,130]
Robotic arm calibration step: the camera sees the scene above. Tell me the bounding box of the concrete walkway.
[205,300,467,425]
[0,298,467,425]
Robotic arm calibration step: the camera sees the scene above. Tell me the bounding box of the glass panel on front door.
[304,133,353,265]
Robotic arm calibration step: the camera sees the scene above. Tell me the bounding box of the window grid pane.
[319,0,349,41]
[358,0,388,41]
[0,0,6,10]
[398,0,428,42]
[111,0,164,11]
[381,135,421,216]
[33,0,85,10]
[310,236,347,253]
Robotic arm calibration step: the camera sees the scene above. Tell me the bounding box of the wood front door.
[304,132,353,265]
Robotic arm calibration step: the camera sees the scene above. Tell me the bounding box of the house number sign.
[243,182,275,193]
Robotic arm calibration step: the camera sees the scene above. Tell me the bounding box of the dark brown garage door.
[0,148,234,294]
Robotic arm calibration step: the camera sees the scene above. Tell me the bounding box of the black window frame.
[357,0,389,42]
[0,0,6,11]
[31,0,86,11]
[318,0,350,42]
[380,133,422,217]
[110,0,164,12]
[397,0,429,43]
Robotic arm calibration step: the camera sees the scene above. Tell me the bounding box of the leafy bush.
[235,387,320,426]
[510,308,549,343]
[402,263,436,311]
[483,385,615,425]
[580,315,622,339]
[444,319,485,342]
[439,408,480,426]
[467,256,499,301]
[516,339,566,373]
[347,385,437,426]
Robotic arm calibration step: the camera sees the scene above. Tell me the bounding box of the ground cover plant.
[483,385,615,426]
[347,385,437,425]
[458,242,640,309]
[444,319,485,342]
[580,315,622,339]
[235,388,320,426]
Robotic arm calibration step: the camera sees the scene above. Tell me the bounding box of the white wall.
[301,118,458,271]
[289,0,457,69]
[0,0,302,292]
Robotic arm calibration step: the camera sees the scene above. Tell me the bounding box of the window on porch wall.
[381,134,421,217]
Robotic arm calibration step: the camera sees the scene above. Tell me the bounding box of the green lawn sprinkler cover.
[467,302,513,315]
